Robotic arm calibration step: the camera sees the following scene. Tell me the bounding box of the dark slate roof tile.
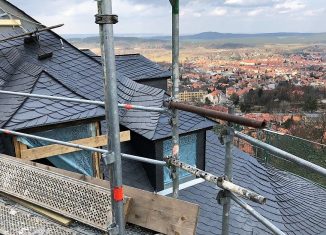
[3,72,105,130]
[176,131,326,235]
[81,49,171,81]
[151,108,216,140]
[0,30,170,134]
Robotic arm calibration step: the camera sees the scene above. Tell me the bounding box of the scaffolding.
[0,0,326,234]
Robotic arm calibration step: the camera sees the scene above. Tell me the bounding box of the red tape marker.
[113,186,124,202]
[124,104,133,110]
[3,130,11,135]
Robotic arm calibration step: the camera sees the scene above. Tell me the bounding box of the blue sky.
[9,0,326,35]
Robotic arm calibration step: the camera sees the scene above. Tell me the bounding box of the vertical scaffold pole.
[96,0,125,234]
[170,0,180,198]
[222,106,235,235]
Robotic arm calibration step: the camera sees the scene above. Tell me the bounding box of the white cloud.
[224,0,275,7]
[61,2,95,17]
[210,7,228,16]
[303,8,325,16]
[8,0,326,34]
[247,8,265,16]
[275,0,305,14]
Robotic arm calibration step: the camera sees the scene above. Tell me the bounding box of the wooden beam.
[124,197,133,224]
[0,192,73,226]
[13,136,27,158]
[92,121,102,178]
[20,131,130,160]
[0,19,21,26]
[125,187,199,235]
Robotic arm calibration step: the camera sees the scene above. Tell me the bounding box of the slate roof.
[81,49,171,81]
[0,20,166,132]
[177,131,326,235]
[152,108,215,140]
[101,157,154,192]
[0,8,213,138]
[4,71,104,130]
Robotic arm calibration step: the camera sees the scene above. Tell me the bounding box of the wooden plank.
[125,187,199,235]
[9,156,199,234]
[124,197,133,224]
[0,19,21,26]
[92,121,102,179]
[13,136,26,158]
[13,137,21,158]
[20,131,130,160]
[0,192,73,226]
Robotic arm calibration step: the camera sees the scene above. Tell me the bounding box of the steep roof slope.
[115,53,171,81]
[0,21,165,132]
[3,71,104,130]
[178,131,326,235]
[81,49,171,81]
[152,107,215,140]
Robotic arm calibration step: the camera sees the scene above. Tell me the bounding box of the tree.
[290,113,326,144]
[303,96,318,112]
[257,88,263,98]
[230,93,239,106]
[205,97,212,105]
[240,102,251,113]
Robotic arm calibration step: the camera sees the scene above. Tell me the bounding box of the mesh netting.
[18,123,96,176]
[235,129,326,187]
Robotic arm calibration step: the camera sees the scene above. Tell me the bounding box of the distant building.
[179,90,207,102]
[202,90,227,105]
[225,87,236,97]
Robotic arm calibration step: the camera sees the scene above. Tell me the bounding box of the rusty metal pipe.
[0,24,64,42]
[164,157,266,204]
[164,101,266,128]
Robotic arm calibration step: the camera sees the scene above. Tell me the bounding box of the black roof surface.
[0,5,214,137]
[0,30,167,131]
[81,49,171,82]
[117,130,326,234]
[1,2,326,235]
[177,131,326,235]
[152,105,215,140]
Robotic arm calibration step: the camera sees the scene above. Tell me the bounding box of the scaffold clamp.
[102,152,115,165]
[108,223,119,235]
[95,14,118,24]
[217,190,229,205]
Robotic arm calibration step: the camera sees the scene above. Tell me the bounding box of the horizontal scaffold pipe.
[164,101,266,128]
[0,90,167,113]
[0,129,166,166]
[121,153,166,166]
[230,193,285,235]
[164,157,266,204]
[0,24,64,42]
[234,131,326,178]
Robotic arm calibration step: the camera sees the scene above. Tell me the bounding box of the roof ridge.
[3,0,103,67]
[42,70,98,102]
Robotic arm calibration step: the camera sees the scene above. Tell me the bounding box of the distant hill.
[147,31,326,41]
[67,31,326,48]
[179,32,325,40]
[68,36,165,44]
